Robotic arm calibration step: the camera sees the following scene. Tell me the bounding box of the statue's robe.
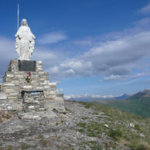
[15,24,35,60]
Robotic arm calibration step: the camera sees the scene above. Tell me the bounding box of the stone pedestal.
[0,59,65,118]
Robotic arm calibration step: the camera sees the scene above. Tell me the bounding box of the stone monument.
[0,19,65,120]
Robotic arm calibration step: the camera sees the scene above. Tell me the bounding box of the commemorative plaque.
[19,60,36,71]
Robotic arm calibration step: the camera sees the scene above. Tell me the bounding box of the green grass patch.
[77,122,87,128]
[20,143,30,150]
[39,140,49,147]
[7,145,13,150]
[65,107,72,112]
[38,134,45,139]
[84,103,94,109]
[108,129,123,140]
[84,141,103,150]
[78,129,84,133]
[52,108,58,113]
[129,143,150,150]
[82,117,88,120]
[135,124,141,131]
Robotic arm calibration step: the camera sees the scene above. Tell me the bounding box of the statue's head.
[21,19,28,26]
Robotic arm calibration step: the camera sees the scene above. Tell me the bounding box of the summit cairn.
[0,19,65,120]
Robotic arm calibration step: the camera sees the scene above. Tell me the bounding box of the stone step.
[18,114,42,121]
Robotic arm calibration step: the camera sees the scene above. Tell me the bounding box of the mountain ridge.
[65,93,130,102]
[92,89,150,118]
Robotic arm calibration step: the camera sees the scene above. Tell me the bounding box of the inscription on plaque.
[19,60,36,71]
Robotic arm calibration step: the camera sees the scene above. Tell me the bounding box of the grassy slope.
[78,102,150,150]
[92,97,150,118]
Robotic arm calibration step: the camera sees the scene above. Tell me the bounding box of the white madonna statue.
[15,19,35,60]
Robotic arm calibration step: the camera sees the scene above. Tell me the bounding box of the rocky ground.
[0,101,150,150]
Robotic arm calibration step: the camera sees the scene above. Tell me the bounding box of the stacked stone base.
[0,59,65,120]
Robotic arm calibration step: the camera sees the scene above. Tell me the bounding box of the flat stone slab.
[3,83,15,86]
[18,110,57,121]
[19,114,42,121]
[23,86,32,89]
[0,94,7,100]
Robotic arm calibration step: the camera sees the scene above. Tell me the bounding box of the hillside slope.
[0,101,150,150]
[92,89,150,118]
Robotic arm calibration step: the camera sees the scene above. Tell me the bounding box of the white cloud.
[102,75,124,82]
[101,73,149,82]
[49,66,59,74]
[57,88,64,93]
[59,88,64,92]
[139,3,150,14]
[38,32,67,44]
[48,30,150,80]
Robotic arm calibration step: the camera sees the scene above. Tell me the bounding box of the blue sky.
[1,0,150,96]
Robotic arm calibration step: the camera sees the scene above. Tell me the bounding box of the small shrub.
[93,112,98,115]
[65,108,72,112]
[7,145,13,150]
[82,117,88,120]
[38,134,44,139]
[129,144,148,150]
[108,129,122,140]
[137,145,147,150]
[4,114,12,119]
[86,141,103,149]
[39,122,42,126]
[52,108,58,113]
[135,124,141,131]
[20,143,30,150]
[88,132,97,137]
[77,122,87,128]
[78,129,84,133]
[85,103,94,109]
[89,141,97,144]
[40,140,49,147]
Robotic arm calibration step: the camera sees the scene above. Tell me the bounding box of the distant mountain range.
[64,93,130,102]
[92,89,150,118]
[129,89,150,99]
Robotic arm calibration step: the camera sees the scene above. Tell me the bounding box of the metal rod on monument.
[17,4,19,30]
